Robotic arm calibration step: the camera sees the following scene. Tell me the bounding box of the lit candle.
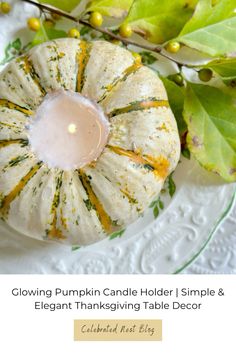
[28,90,110,170]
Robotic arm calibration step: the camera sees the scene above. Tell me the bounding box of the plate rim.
[173,188,236,274]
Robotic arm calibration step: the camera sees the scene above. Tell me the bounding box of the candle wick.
[68,123,77,134]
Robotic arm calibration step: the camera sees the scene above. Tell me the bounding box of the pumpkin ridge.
[0,161,43,219]
[47,171,66,240]
[2,154,31,173]
[120,188,138,205]
[97,57,142,103]
[78,169,113,234]
[76,41,91,93]
[52,41,67,88]
[0,121,23,134]
[108,145,170,179]
[18,56,46,96]
[108,98,169,117]
[0,99,33,115]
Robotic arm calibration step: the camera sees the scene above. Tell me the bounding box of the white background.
[0,275,235,353]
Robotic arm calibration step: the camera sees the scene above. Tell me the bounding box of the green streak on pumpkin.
[0,99,33,115]
[0,161,43,218]
[108,145,169,179]
[0,139,28,148]
[108,98,169,117]
[47,171,66,240]
[5,154,29,169]
[98,56,142,103]
[19,55,46,95]
[120,188,138,205]
[76,41,91,92]
[78,169,113,234]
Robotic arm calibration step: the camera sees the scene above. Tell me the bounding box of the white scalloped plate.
[0,1,235,274]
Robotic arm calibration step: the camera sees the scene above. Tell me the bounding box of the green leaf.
[180,0,236,36]
[72,246,81,251]
[149,196,164,217]
[39,0,81,12]
[153,205,159,218]
[158,199,164,210]
[123,0,197,44]
[140,51,157,65]
[205,57,236,80]
[167,173,176,197]
[109,229,125,240]
[4,43,11,58]
[80,26,92,36]
[32,23,67,47]
[86,0,133,17]
[177,0,236,56]
[11,38,22,51]
[182,147,191,159]
[184,83,236,182]
[149,199,157,208]
[0,38,22,65]
[149,197,158,207]
[161,77,187,136]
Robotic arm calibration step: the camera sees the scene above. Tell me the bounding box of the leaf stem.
[39,18,49,41]
[21,0,187,66]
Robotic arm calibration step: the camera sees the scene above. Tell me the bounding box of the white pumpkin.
[0,38,180,246]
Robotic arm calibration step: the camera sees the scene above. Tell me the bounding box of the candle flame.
[68,123,77,134]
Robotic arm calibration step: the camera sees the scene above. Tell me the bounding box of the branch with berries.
[17,0,203,70]
[1,0,236,182]
[19,0,214,83]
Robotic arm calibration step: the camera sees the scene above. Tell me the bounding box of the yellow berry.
[1,2,11,14]
[173,73,184,86]
[51,12,61,20]
[89,11,103,27]
[166,41,181,53]
[27,18,41,32]
[68,28,80,39]
[132,52,142,64]
[119,23,133,38]
[111,39,122,46]
[198,68,213,82]
[90,32,97,39]
[44,19,54,28]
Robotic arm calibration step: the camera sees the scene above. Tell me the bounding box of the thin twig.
[22,0,185,66]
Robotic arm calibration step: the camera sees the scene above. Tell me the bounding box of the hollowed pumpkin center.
[28,90,110,170]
